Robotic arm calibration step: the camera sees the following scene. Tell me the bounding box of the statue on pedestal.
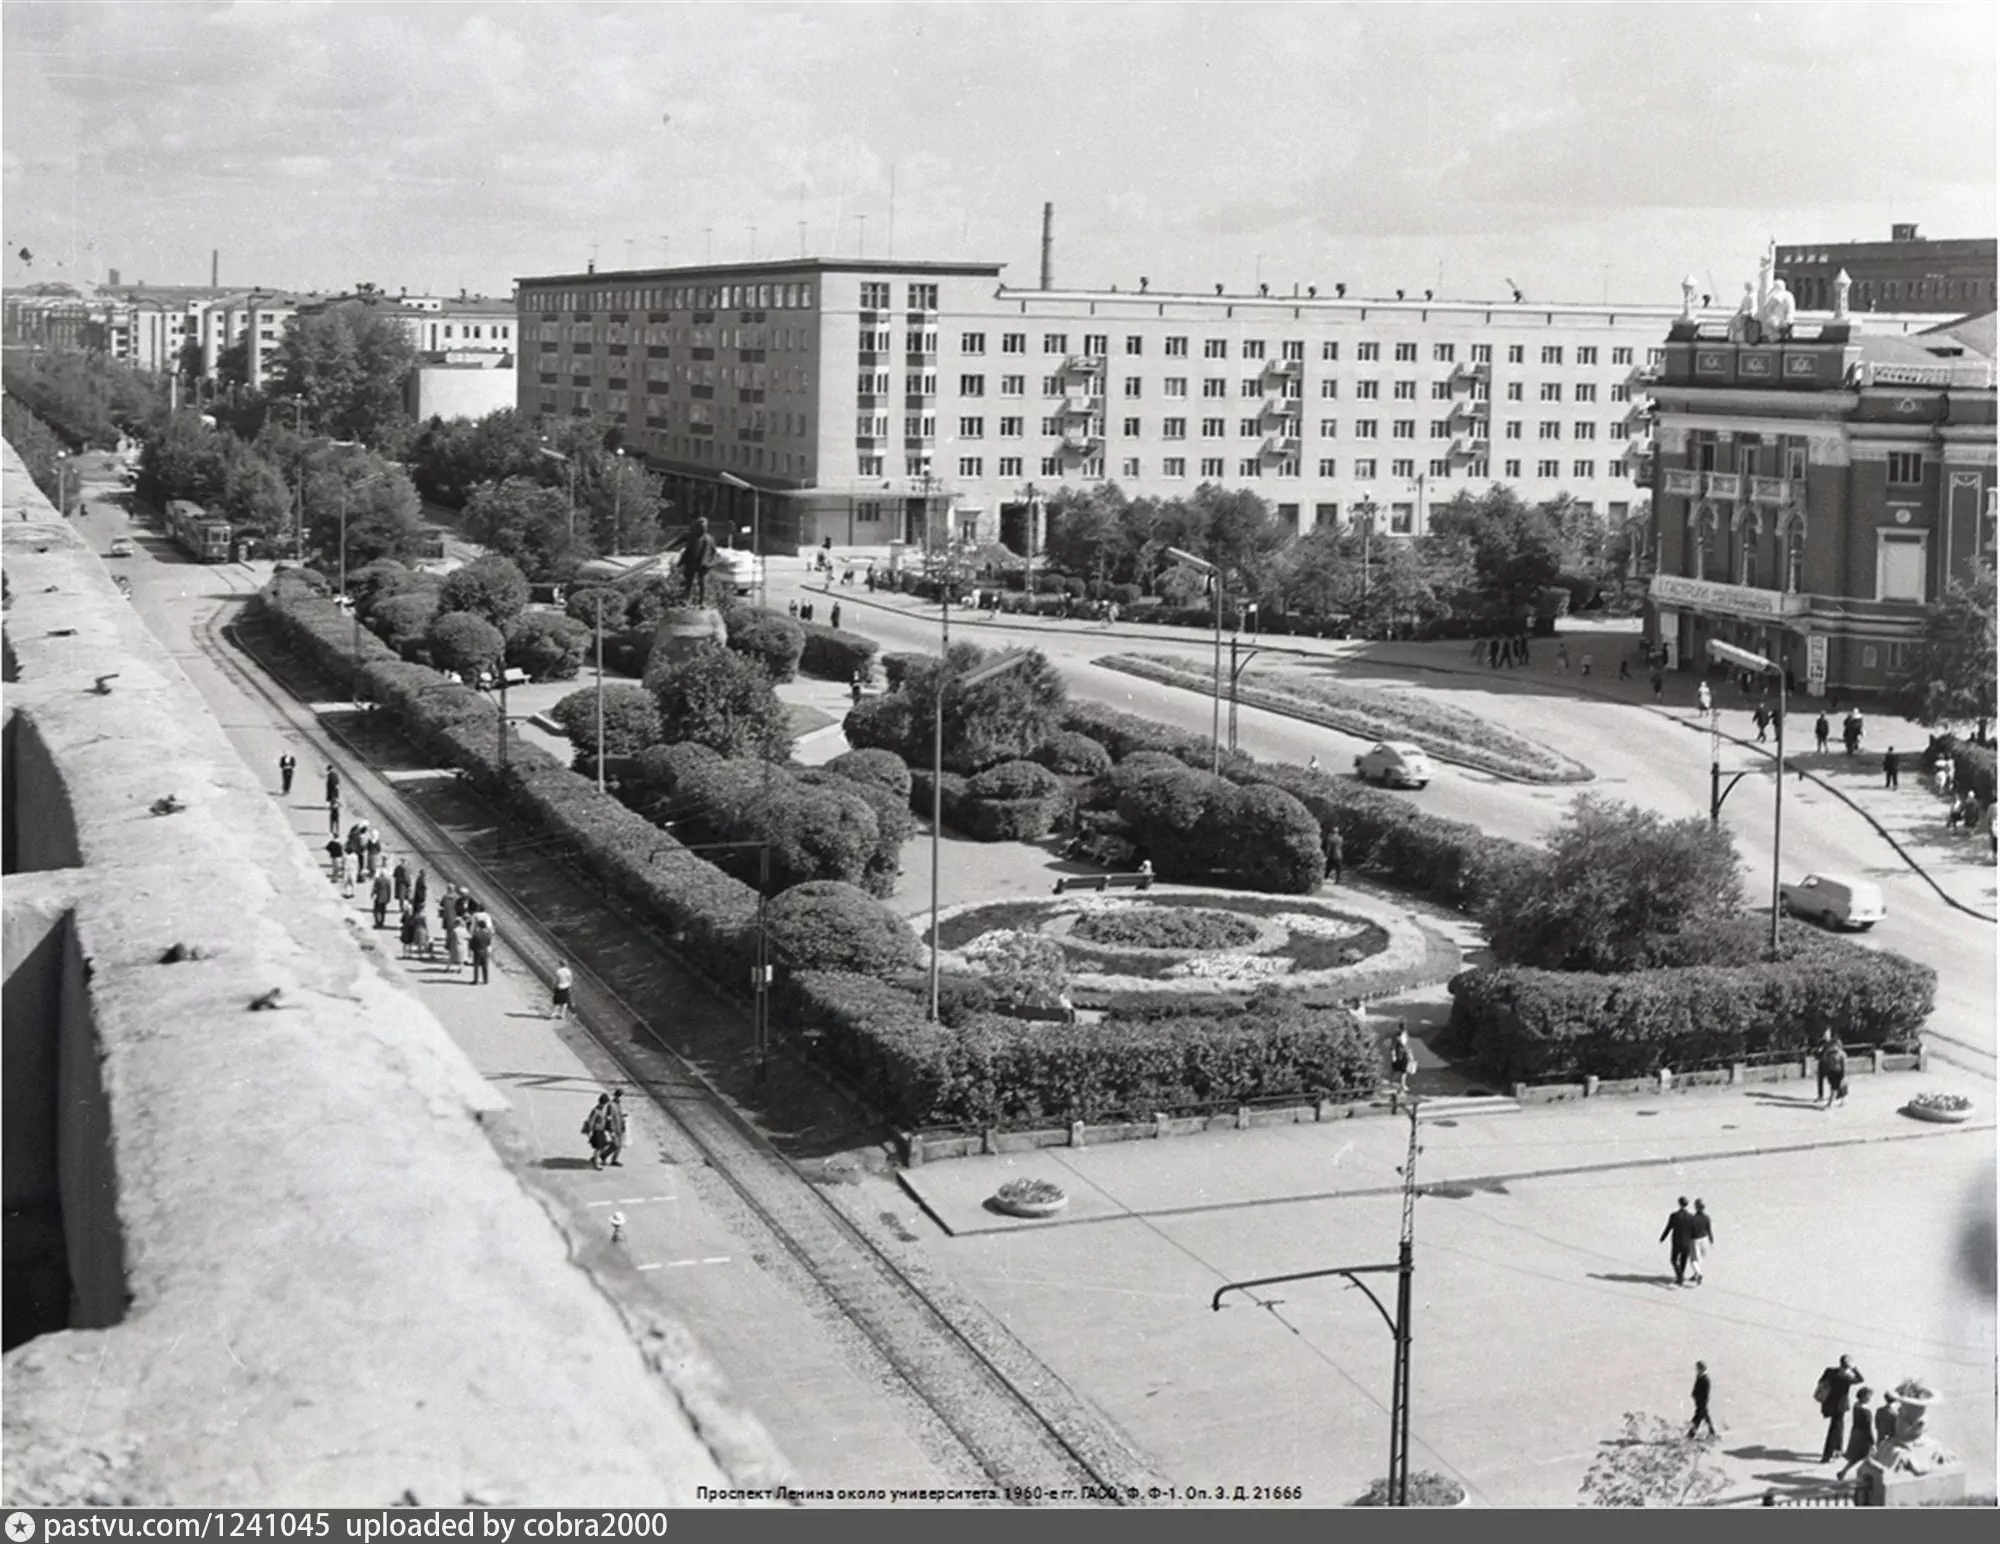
[1860,1379,1961,1501]
[1757,241,1776,311]
[1680,274,1699,321]
[1760,278,1796,340]
[1834,268,1852,320]
[1728,282,1760,343]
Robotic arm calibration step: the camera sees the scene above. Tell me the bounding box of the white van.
[713,547,764,596]
[1778,873,1886,931]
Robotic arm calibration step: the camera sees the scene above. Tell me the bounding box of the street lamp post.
[611,446,627,556]
[590,552,669,793]
[1353,491,1377,620]
[653,837,774,1080]
[1228,619,1263,754]
[538,444,577,544]
[1167,547,1224,775]
[929,650,1034,1021]
[1707,639,1788,956]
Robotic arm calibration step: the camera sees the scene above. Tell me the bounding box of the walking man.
[1389,1023,1414,1103]
[279,753,297,796]
[829,602,842,631]
[604,1088,628,1166]
[1883,747,1900,789]
[1817,1356,1864,1463]
[1753,703,1771,742]
[327,796,343,839]
[1815,713,1830,754]
[1818,1031,1848,1108]
[324,766,340,807]
[1323,826,1344,885]
[1696,681,1712,715]
[1689,1362,1717,1439]
[1843,708,1863,756]
[1835,1389,1877,1481]
[1650,669,1664,702]
[468,911,494,985]
[1660,1196,1696,1286]
[370,869,393,930]
[549,961,574,1022]
[393,857,410,904]
[1687,1198,1715,1285]
[411,868,428,917]
[583,1095,612,1169]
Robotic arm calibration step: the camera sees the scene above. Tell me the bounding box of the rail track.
[187,590,1155,1506]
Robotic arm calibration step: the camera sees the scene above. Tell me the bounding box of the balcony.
[1262,433,1301,457]
[1258,397,1291,419]
[1627,363,1662,385]
[1265,356,1302,376]
[1663,468,1703,497]
[1448,437,1478,457]
[1061,395,1101,416]
[1061,429,1102,452]
[1750,476,1797,505]
[1449,398,1481,421]
[1627,456,1655,484]
[1451,360,1490,380]
[1704,471,1743,500]
[1064,353,1104,374]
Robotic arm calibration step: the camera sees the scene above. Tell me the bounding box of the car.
[1355,741,1433,789]
[713,547,763,596]
[1778,873,1885,931]
[107,537,135,558]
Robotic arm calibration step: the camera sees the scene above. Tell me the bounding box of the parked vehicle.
[713,547,763,596]
[1355,741,1434,789]
[1778,873,1885,931]
[107,537,134,558]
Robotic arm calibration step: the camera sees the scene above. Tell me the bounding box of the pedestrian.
[325,836,345,881]
[1815,713,1830,753]
[850,669,865,704]
[468,912,494,984]
[787,599,798,618]
[440,886,460,933]
[1486,637,1501,669]
[1307,754,1320,771]
[830,602,842,630]
[1933,760,1954,799]
[340,850,358,899]
[1323,826,1344,885]
[1815,1355,1865,1463]
[370,869,392,929]
[1618,657,1630,682]
[1753,704,1771,742]
[411,868,428,916]
[279,752,297,796]
[603,1088,628,1165]
[364,827,383,878]
[1650,670,1664,701]
[1947,796,1965,833]
[549,961,574,1021]
[324,767,340,806]
[399,904,419,959]
[327,798,342,838]
[582,1094,612,1169]
[1882,747,1900,790]
[1877,1394,1900,1447]
[1389,1023,1413,1100]
[1696,681,1712,715]
[412,905,433,960]
[1660,1196,1696,1286]
[1556,642,1570,673]
[1689,1362,1717,1439]
[1835,1389,1877,1481]
[444,917,464,974]
[1473,636,1488,663]
[393,857,410,903]
[1580,652,1592,678]
[1818,1030,1849,1108]
[1844,708,1863,756]
[1687,1198,1715,1285]
[800,601,813,624]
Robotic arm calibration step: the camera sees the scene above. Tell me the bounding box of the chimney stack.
[1040,202,1053,291]
[108,268,121,288]
[211,249,219,288]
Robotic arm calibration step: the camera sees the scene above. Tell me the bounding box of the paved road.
[773,570,1996,1071]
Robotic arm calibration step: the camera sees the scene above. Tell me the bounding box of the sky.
[3,2,1994,307]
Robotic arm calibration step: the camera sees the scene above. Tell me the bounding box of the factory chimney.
[1040,203,1053,290]
[211,249,219,288]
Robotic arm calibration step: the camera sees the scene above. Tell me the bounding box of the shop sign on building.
[1806,633,1828,696]
[1649,573,1810,620]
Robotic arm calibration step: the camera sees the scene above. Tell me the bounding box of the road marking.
[587,1196,676,1207]
[637,1257,732,1271]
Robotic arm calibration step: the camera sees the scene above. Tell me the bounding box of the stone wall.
[1,443,776,1505]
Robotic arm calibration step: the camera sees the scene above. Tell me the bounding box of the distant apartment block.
[1776,225,1997,316]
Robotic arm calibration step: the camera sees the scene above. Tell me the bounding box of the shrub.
[1114,762,1324,893]
[549,683,663,766]
[350,558,421,617]
[1073,908,1260,951]
[644,645,793,761]
[438,553,531,629]
[957,794,1064,842]
[725,609,804,683]
[795,765,916,895]
[426,610,506,678]
[966,759,1065,801]
[798,620,879,684]
[504,610,589,681]
[960,929,1069,1009]
[881,651,929,690]
[933,974,996,1027]
[843,693,918,760]
[827,747,913,799]
[1447,942,1938,1083]
[1032,730,1112,777]
[863,643,1070,773]
[565,585,630,633]
[1954,740,1997,805]
[766,881,923,974]
[370,589,442,656]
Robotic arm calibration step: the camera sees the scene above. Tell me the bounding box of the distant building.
[1776,225,1997,316]
[1646,258,1995,702]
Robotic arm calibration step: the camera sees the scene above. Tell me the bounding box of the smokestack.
[211,249,219,288]
[108,268,121,288]
[1040,202,1053,290]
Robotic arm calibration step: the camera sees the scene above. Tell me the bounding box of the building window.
[1506,382,1524,401]
[1318,459,1338,477]
[1041,456,1061,476]
[1239,458,1262,478]
[1573,459,1594,478]
[1243,339,1266,359]
[1041,416,1063,435]
[1428,419,1450,438]
[1355,458,1377,478]
[960,416,984,438]
[1503,458,1521,478]
[1392,458,1415,479]
[1321,341,1340,361]
[1508,344,1525,364]
[860,282,891,309]
[909,284,939,310]
[1394,342,1418,362]
[1609,459,1628,478]
[1574,383,1597,403]
[1389,503,1414,534]
[1539,421,1561,440]
[1574,422,1596,440]
[1320,380,1340,399]
[1356,380,1379,400]
[1887,451,1924,485]
[1164,457,1187,478]
[1163,417,1187,439]
[1432,343,1456,363]
[1241,378,1263,397]
[1042,375,1064,396]
[1357,342,1380,361]
[1205,338,1228,358]
[1577,346,1598,365]
[1201,457,1225,477]
[1393,380,1416,400]
[1125,335,1145,356]
[1356,420,1379,439]
[1203,417,1226,438]
[1319,418,1339,437]
[906,329,938,353]
[1165,377,1188,397]
[1541,345,1563,365]
[961,332,986,354]
[1393,420,1416,439]
[1540,382,1562,401]
[1239,418,1261,437]
[1083,333,1108,357]
[1429,381,1452,401]
[1000,374,1025,397]
[1000,416,1024,437]
[1612,346,1634,365]
[1166,336,1188,357]
[1471,344,1492,364]
[960,374,985,396]
[1043,333,1068,354]
[1609,383,1630,403]
[1538,459,1560,478]
[1002,332,1027,354]
[1204,378,1228,399]
[1877,531,1927,601]
[1283,340,1304,361]
[1124,377,1142,398]
[1430,459,1451,477]
[1122,457,1141,478]
[1123,416,1141,436]
[959,457,983,477]
[858,454,885,476]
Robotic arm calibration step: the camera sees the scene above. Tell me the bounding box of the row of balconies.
[1660,469,1799,503]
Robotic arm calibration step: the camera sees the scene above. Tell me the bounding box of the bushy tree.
[409,408,546,509]
[463,476,586,578]
[299,448,423,569]
[370,590,442,655]
[136,411,233,508]
[1896,561,1996,737]
[438,553,531,629]
[853,642,1069,773]
[549,683,662,765]
[725,609,805,683]
[268,299,419,447]
[565,585,630,633]
[1481,796,1744,972]
[765,881,922,974]
[1429,487,1566,617]
[585,454,667,555]
[1578,1413,1727,1508]
[644,644,793,761]
[426,611,506,679]
[349,558,422,617]
[504,611,589,681]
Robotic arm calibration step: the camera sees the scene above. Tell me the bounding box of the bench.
[1053,872,1154,895]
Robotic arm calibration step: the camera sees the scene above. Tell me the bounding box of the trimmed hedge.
[504,610,589,681]
[724,608,804,683]
[827,747,913,799]
[911,764,1065,842]
[1111,760,1324,893]
[794,765,916,894]
[797,619,879,684]
[1032,730,1112,777]
[1448,939,1938,1083]
[766,882,923,975]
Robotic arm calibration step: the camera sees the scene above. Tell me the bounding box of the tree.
[215,337,252,390]
[584,454,666,555]
[1579,1413,1728,1508]
[504,611,589,681]
[438,553,531,629]
[214,443,293,540]
[1481,796,1744,972]
[462,476,586,578]
[1430,487,1567,617]
[1043,484,1131,585]
[408,408,546,509]
[550,683,663,765]
[644,645,793,761]
[299,448,424,570]
[857,642,1070,773]
[268,299,418,446]
[370,590,442,656]
[426,611,505,679]
[136,411,233,508]
[1896,562,1996,737]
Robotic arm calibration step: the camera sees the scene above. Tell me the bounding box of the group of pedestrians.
[1475,634,1533,669]
[1659,1196,1717,1287]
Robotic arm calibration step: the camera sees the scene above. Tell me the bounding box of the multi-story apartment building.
[1776,225,1996,316]
[1646,287,1994,701]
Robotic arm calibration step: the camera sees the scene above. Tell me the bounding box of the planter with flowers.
[1349,1471,1468,1508]
[991,1177,1069,1219]
[1901,1093,1975,1125]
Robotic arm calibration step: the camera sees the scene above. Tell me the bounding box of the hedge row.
[1447,937,1937,1083]
[796,618,879,684]
[911,765,1068,842]
[778,972,1382,1128]
[1104,759,1324,893]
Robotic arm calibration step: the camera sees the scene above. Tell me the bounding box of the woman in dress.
[445,917,465,974]
[1835,1389,1876,1481]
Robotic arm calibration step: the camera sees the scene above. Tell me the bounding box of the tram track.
[185,591,1156,1506]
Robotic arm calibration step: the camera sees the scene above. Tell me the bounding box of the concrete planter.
[1901,1101,1974,1125]
[992,1181,1069,1219]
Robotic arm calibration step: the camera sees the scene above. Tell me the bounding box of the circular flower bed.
[1902,1092,1974,1124]
[1350,1472,1467,1507]
[1072,906,1260,952]
[992,1178,1068,1218]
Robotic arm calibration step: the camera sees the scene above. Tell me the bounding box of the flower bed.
[1902,1092,1974,1124]
[992,1178,1068,1218]
[1098,652,1591,784]
[1072,907,1260,951]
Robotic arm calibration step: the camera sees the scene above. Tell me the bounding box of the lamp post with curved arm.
[1166,547,1223,775]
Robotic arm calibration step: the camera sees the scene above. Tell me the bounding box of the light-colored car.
[1355,741,1433,789]
[107,537,135,558]
[713,547,763,596]
[1778,873,1886,931]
